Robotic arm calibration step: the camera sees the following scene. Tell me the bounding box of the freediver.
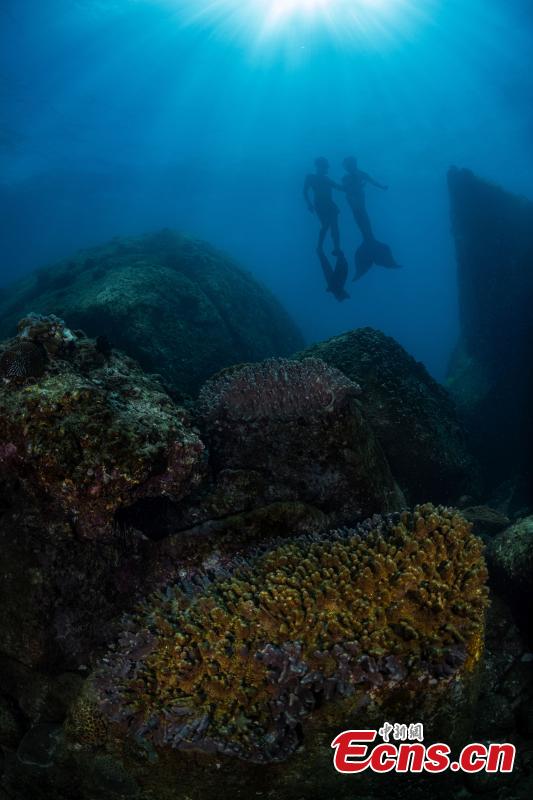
[303,157,343,257]
[342,156,401,281]
[304,157,350,301]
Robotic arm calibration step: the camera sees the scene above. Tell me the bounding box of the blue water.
[1,0,533,379]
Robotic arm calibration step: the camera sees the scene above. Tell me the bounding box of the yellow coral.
[97,504,488,762]
[66,694,109,748]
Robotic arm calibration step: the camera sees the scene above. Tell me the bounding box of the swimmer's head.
[343,156,358,173]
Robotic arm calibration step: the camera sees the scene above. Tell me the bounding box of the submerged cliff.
[447,167,533,501]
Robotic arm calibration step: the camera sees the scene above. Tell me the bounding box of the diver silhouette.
[304,157,350,302]
[342,156,401,281]
[304,157,343,256]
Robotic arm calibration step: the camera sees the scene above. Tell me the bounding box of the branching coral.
[199,357,361,421]
[95,505,488,763]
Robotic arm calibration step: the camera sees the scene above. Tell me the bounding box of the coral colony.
[93,505,488,763]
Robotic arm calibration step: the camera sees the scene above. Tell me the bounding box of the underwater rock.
[461,505,510,538]
[16,724,62,768]
[486,515,533,630]
[108,356,404,550]
[0,314,206,539]
[195,357,404,526]
[0,694,24,750]
[0,230,304,395]
[59,505,488,798]
[447,168,533,496]
[297,328,477,504]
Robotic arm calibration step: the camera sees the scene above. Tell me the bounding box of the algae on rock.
[0,230,304,396]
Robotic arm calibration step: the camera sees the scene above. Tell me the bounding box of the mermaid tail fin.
[354,239,401,281]
[318,249,350,302]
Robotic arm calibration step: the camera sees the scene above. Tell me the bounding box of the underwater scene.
[0,1,532,798]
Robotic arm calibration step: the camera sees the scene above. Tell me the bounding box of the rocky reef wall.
[447,168,533,501]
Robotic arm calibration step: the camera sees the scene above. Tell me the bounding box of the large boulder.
[196,357,404,519]
[0,314,205,541]
[119,357,406,550]
[0,230,304,396]
[486,516,533,629]
[447,168,533,496]
[298,328,478,505]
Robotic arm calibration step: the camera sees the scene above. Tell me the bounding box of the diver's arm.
[363,171,388,190]
[303,175,314,212]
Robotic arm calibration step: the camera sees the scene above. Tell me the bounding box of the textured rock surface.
[298,328,477,504]
[0,230,304,395]
[447,168,533,497]
[461,505,510,538]
[0,324,407,677]
[117,356,405,549]
[0,314,205,540]
[0,315,207,671]
[195,357,405,526]
[466,596,533,799]
[486,516,533,627]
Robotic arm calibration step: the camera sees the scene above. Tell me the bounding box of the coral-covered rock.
[0,309,206,666]
[298,328,477,504]
[195,357,404,528]
[114,357,404,552]
[447,168,533,495]
[59,505,487,798]
[486,516,533,627]
[0,315,205,539]
[0,230,304,396]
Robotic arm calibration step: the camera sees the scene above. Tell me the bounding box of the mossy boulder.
[298,328,478,505]
[0,314,205,540]
[0,230,304,396]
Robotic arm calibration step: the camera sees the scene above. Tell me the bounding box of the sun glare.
[158,0,430,48]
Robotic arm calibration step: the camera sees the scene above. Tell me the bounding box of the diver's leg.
[353,205,374,242]
[317,216,329,253]
[331,213,341,256]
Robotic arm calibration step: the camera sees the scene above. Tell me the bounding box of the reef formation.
[0,313,205,539]
[92,505,488,764]
[0,230,304,396]
[298,327,477,504]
